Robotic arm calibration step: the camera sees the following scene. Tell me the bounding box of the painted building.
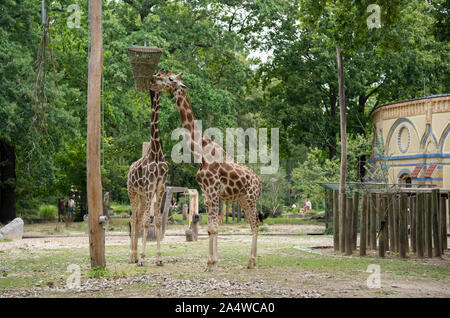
[370,94,450,187]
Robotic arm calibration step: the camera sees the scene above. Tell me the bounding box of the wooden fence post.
[388,194,395,253]
[367,196,371,249]
[352,191,359,251]
[441,194,447,252]
[360,194,368,256]
[425,192,433,258]
[378,194,385,257]
[370,193,377,250]
[383,195,389,252]
[399,194,407,258]
[237,203,241,223]
[345,197,353,256]
[416,192,424,258]
[432,189,441,257]
[333,190,339,251]
[339,192,346,253]
[394,194,400,253]
[411,194,416,253]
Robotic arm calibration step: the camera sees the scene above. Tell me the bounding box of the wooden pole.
[333,189,339,251]
[416,192,424,258]
[87,0,105,268]
[360,194,368,256]
[411,194,416,253]
[399,194,407,258]
[345,197,353,256]
[370,193,377,250]
[377,194,385,257]
[441,195,447,252]
[352,191,359,251]
[425,192,433,258]
[388,194,395,253]
[431,189,441,257]
[339,192,346,253]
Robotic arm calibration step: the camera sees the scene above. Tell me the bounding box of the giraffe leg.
[240,197,259,269]
[129,192,140,263]
[138,195,153,266]
[154,182,166,267]
[206,192,220,272]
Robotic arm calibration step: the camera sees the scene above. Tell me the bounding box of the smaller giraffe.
[127,70,169,266]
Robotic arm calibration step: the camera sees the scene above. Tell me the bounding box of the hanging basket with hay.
[127,46,162,92]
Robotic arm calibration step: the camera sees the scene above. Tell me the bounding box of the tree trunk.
[0,139,16,224]
[87,0,105,268]
[336,45,347,250]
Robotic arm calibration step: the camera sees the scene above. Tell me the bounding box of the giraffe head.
[149,69,188,94]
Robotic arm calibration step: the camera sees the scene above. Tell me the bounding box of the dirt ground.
[0,223,449,298]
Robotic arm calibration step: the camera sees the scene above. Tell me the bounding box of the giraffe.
[127,70,169,266]
[159,71,263,271]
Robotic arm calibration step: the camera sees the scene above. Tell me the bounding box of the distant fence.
[327,188,448,258]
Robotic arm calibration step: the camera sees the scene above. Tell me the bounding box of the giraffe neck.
[149,91,164,161]
[174,90,204,162]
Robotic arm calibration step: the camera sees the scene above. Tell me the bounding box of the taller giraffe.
[127,70,169,266]
[160,71,263,270]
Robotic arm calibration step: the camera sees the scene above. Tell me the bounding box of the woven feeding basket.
[127,46,162,92]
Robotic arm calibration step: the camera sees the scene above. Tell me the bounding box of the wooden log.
[378,194,385,258]
[339,192,346,253]
[345,197,353,256]
[441,195,448,252]
[416,192,424,258]
[425,193,433,258]
[431,189,441,257]
[411,194,416,253]
[352,191,359,251]
[360,194,368,256]
[333,190,339,251]
[399,194,407,258]
[370,193,377,250]
[388,194,395,253]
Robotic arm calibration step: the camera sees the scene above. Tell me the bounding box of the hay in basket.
[127,46,162,92]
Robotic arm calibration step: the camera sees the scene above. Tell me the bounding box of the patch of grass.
[88,266,110,279]
[39,204,58,219]
[0,238,12,242]
[259,226,269,232]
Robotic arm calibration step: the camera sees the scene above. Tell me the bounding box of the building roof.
[370,93,450,117]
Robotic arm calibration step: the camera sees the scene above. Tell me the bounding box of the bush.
[39,204,58,219]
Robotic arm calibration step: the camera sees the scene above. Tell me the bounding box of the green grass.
[38,204,58,219]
